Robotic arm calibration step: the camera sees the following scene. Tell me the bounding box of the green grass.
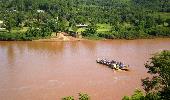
[11,27,29,33]
[96,24,112,33]
[77,28,86,33]
[0,27,29,34]
[154,12,170,20]
[84,34,104,40]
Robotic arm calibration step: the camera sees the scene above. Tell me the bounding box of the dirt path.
[34,33,83,42]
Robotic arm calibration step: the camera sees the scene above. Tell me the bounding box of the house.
[76,24,88,28]
[0,20,5,30]
[37,10,45,13]
[0,20,3,27]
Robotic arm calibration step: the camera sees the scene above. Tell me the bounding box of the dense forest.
[0,0,170,40]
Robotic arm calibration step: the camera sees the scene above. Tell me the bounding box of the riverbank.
[1,31,170,42]
[33,37,83,42]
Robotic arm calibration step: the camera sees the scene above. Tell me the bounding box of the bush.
[82,25,97,37]
[62,96,74,100]
[0,32,26,41]
[122,90,145,100]
[146,26,170,37]
[79,93,90,100]
[123,50,170,100]
[122,90,160,100]
[0,26,52,41]
[25,27,52,39]
[97,33,114,39]
[61,93,90,100]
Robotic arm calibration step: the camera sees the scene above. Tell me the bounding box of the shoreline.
[1,37,170,42]
[33,37,84,42]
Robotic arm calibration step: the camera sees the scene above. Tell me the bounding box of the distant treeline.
[0,0,170,40]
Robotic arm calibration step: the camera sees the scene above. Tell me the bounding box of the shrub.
[122,90,145,100]
[123,50,170,100]
[146,26,170,37]
[62,96,74,100]
[79,93,90,100]
[0,32,26,41]
[61,93,90,100]
[82,25,97,37]
[97,33,114,39]
[25,27,52,39]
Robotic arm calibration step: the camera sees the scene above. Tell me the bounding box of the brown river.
[0,38,170,100]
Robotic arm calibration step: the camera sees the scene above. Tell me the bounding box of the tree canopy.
[123,50,170,100]
[0,0,170,40]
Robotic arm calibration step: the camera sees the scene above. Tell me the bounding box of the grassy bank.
[0,27,52,41]
[81,23,170,40]
[0,32,38,41]
[0,23,170,41]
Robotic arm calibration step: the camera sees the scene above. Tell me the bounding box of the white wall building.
[37,10,45,13]
[0,20,3,28]
[0,20,6,30]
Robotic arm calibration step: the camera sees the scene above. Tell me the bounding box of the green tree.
[62,96,74,100]
[47,19,58,32]
[142,50,170,100]
[76,16,86,24]
[5,16,15,32]
[82,24,97,36]
[122,90,145,100]
[166,19,170,27]
[15,12,24,27]
[122,90,160,100]
[79,93,90,100]
[123,50,170,100]
[61,93,90,100]
[57,18,68,32]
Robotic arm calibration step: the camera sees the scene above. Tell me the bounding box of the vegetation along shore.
[0,0,170,41]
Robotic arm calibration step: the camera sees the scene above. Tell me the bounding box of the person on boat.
[113,63,117,69]
[104,59,107,64]
[96,58,100,63]
[119,62,124,69]
[111,60,116,64]
[116,62,120,69]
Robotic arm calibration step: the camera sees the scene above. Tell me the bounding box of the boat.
[96,58,129,71]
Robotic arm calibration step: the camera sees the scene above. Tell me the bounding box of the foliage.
[166,19,170,27]
[62,93,90,100]
[25,26,52,39]
[0,26,52,41]
[78,93,90,100]
[4,15,15,32]
[0,32,26,41]
[15,12,25,27]
[122,90,145,100]
[146,26,170,36]
[0,0,170,40]
[46,19,58,32]
[123,50,170,100]
[98,33,114,39]
[122,90,161,100]
[57,18,68,32]
[62,96,74,100]
[82,24,97,37]
[142,50,170,100]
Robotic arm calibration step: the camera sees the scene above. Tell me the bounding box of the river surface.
[0,39,170,100]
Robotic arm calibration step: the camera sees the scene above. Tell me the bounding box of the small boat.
[96,58,129,71]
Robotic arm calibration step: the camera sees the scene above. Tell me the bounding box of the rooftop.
[76,24,88,27]
[0,20,3,24]
[37,10,45,13]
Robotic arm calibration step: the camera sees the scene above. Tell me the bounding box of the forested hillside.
[0,0,170,40]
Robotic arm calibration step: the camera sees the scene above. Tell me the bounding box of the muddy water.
[0,39,170,100]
